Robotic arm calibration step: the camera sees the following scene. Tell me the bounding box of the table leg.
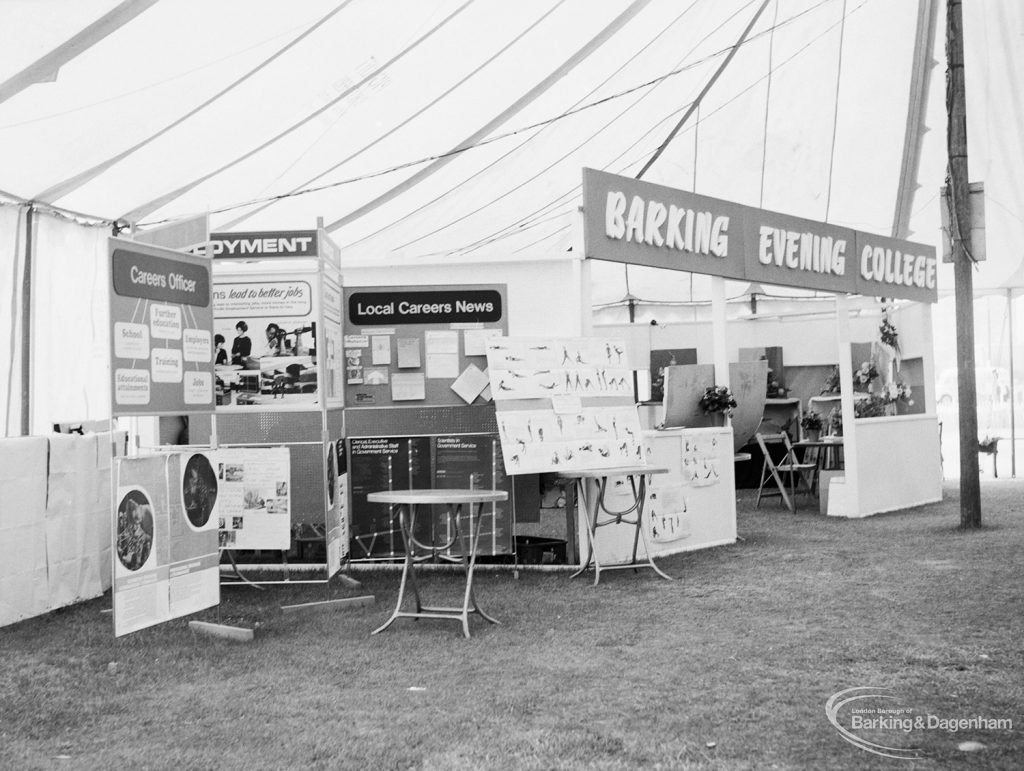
[371,502,416,635]
[569,479,599,582]
[456,502,500,637]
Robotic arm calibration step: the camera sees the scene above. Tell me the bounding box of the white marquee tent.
[1,0,1022,435]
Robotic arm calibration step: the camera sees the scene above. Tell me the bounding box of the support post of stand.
[20,204,33,436]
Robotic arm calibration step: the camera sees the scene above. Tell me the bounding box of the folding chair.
[755,432,817,512]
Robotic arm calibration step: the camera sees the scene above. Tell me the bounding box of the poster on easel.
[113,454,219,637]
[485,337,645,474]
[211,447,291,550]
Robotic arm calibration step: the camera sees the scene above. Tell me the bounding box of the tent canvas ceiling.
[1,1,1022,311]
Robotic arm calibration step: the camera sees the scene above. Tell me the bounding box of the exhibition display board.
[343,283,514,560]
[194,228,347,576]
[108,239,216,416]
[484,336,643,474]
[582,168,942,518]
[113,452,219,637]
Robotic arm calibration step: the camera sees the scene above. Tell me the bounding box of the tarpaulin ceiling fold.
[1,0,1022,305]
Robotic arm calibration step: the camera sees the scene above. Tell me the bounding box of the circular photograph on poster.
[326,442,336,506]
[182,453,218,529]
[116,489,154,571]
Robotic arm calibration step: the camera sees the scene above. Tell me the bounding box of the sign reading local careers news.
[348,289,503,326]
[582,168,938,303]
[113,453,219,637]
[108,239,215,416]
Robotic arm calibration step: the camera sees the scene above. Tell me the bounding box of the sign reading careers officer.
[582,168,937,303]
[108,239,215,416]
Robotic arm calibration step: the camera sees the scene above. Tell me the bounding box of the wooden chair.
[755,432,817,512]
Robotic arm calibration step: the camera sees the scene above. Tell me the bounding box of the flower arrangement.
[699,385,737,417]
[853,361,879,391]
[820,366,842,395]
[879,315,901,354]
[855,394,889,418]
[880,381,913,406]
[800,411,824,432]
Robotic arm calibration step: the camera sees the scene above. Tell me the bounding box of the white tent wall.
[28,213,111,436]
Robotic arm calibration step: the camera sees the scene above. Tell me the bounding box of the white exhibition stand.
[575,427,737,566]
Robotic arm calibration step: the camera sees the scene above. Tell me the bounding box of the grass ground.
[2,480,1023,770]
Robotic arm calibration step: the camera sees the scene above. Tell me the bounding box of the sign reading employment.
[348,289,503,326]
[582,168,937,302]
[108,238,216,416]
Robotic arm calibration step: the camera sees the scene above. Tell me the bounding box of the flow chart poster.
[108,238,215,416]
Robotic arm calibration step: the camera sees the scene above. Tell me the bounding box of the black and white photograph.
[2,2,1023,768]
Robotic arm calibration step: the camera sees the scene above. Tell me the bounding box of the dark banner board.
[204,230,318,258]
[854,232,938,303]
[582,168,937,302]
[582,168,746,280]
[348,289,503,326]
[741,208,857,295]
[112,249,211,307]
[108,238,215,416]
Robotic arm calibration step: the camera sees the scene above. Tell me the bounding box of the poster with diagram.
[486,337,632,399]
[108,239,215,416]
[211,447,291,550]
[485,337,644,474]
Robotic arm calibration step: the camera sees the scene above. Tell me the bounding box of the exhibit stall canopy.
[1,1,1023,436]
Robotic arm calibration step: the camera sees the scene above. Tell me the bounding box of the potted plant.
[699,384,737,423]
[800,411,824,442]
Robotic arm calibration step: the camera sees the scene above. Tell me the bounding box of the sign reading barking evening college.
[582,168,937,303]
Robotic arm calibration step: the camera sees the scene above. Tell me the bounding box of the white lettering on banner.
[455,300,494,313]
[398,301,452,315]
[605,191,728,258]
[357,302,395,316]
[209,237,314,256]
[757,226,847,276]
[860,245,936,290]
[130,265,167,288]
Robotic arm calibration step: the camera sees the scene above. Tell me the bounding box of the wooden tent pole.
[947,0,982,527]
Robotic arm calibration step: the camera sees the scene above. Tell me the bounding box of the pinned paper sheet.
[371,335,392,365]
[451,364,489,404]
[464,328,503,356]
[397,338,421,368]
[392,372,426,401]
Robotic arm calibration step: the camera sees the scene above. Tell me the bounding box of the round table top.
[556,465,669,480]
[367,489,508,505]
